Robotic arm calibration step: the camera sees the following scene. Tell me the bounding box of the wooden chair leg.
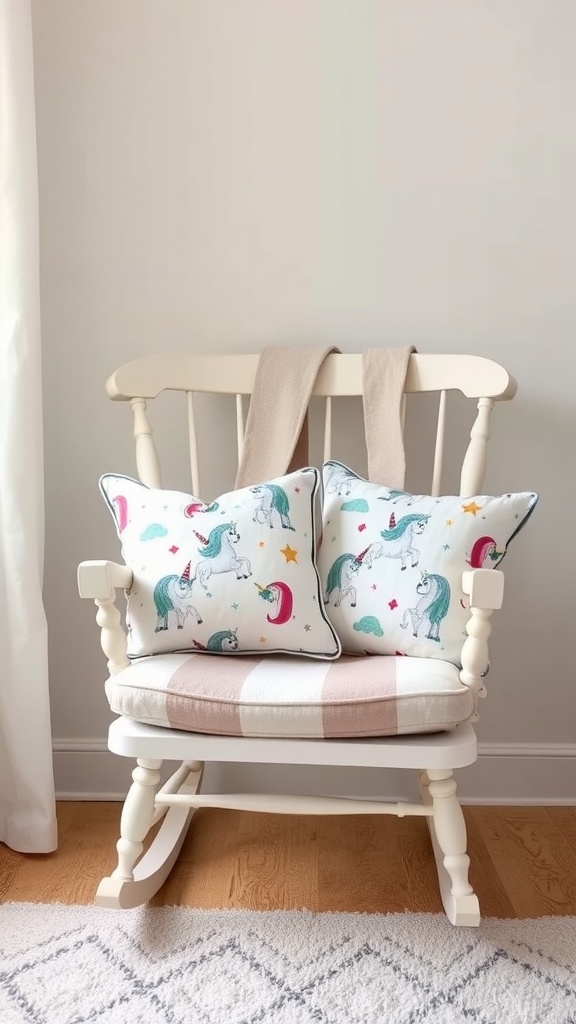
[421,768,480,927]
[96,758,202,909]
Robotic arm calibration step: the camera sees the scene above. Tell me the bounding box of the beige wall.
[33,1,576,800]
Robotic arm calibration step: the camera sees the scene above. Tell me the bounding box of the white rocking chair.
[78,352,517,926]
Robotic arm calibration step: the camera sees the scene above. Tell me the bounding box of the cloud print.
[341,499,369,513]
[353,615,384,637]
[140,523,168,541]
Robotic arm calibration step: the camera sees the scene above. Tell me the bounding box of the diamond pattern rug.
[1,904,575,1023]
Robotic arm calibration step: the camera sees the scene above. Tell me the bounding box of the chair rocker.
[78,351,518,926]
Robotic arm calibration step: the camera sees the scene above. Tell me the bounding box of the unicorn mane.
[381,513,429,541]
[153,574,179,616]
[206,629,237,651]
[325,553,355,594]
[198,522,234,558]
[266,483,289,515]
[423,573,451,624]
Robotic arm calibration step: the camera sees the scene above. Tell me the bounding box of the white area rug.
[1,904,575,1024]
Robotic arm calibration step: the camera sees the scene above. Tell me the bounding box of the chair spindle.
[460,397,494,496]
[130,398,162,488]
[323,397,332,462]
[431,390,447,497]
[236,394,245,466]
[186,392,201,495]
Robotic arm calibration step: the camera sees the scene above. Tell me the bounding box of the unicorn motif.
[192,523,252,591]
[324,548,370,607]
[194,629,239,652]
[153,561,203,632]
[379,511,430,570]
[324,464,358,497]
[250,484,295,530]
[377,490,421,507]
[254,581,294,625]
[467,536,503,568]
[400,572,451,642]
[184,500,219,518]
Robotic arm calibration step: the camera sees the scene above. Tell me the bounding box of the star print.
[280,545,298,563]
[258,541,265,548]
[443,544,450,551]
[445,519,454,527]
[206,592,213,598]
[331,536,337,543]
[231,602,239,610]
[259,636,267,644]
[304,624,311,632]
[371,583,378,591]
[169,545,179,554]
[388,599,398,610]
[462,501,482,516]
[295,487,301,493]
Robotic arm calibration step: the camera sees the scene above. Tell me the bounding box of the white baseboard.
[53,738,576,805]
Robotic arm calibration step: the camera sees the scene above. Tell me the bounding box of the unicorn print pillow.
[100,468,340,660]
[319,461,538,665]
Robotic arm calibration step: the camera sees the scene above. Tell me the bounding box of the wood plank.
[469,806,576,918]
[317,815,405,913]
[0,845,24,903]
[464,808,516,919]
[2,803,576,917]
[545,806,576,841]
[232,811,320,911]
[151,808,241,908]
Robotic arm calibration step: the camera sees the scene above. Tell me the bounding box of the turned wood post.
[113,759,163,882]
[427,769,473,897]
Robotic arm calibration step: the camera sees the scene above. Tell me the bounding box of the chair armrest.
[459,569,505,719]
[462,568,504,610]
[77,560,133,600]
[77,560,132,675]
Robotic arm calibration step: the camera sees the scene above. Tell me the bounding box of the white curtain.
[0,0,57,852]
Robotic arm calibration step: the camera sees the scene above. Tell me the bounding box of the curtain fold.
[0,0,57,852]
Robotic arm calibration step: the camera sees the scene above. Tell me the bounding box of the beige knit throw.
[235,345,414,488]
[235,346,339,488]
[362,346,415,487]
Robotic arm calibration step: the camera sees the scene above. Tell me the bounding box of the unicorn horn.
[355,546,370,564]
[389,512,396,529]
[193,529,208,545]
[181,561,192,582]
[254,583,266,592]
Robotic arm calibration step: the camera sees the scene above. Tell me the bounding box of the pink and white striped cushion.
[105,654,473,738]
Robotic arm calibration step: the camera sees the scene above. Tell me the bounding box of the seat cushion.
[105,653,473,738]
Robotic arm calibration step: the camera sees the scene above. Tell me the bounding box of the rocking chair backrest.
[106,353,516,499]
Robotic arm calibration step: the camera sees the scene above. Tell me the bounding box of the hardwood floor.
[1,804,576,917]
